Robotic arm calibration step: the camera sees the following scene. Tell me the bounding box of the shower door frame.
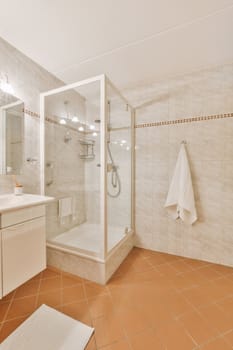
[40,74,135,261]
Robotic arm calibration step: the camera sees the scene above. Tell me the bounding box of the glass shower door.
[106,82,133,252]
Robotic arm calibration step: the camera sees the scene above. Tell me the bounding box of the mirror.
[0,90,24,175]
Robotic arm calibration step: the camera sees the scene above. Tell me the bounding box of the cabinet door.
[2,217,46,296]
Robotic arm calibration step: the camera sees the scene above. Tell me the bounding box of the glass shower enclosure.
[40,75,135,264]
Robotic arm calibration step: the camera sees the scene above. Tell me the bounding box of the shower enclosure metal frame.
[40,74,135,261]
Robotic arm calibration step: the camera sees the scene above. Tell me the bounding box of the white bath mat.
[0,304,94,350]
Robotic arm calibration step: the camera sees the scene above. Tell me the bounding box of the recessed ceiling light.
[59,119,66,125]
[0,80,14,94]
[72,116,79,122]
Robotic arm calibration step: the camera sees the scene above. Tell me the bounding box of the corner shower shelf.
[79,139,95,160]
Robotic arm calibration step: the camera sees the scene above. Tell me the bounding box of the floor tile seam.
[222,330,233,348]
[60,297,88,308]
[173,283,200,294]
[167,259,194,273]
[188,302,231,336]
[2,312,32,323]
[40,275,61,281]
[82,283,93,304]
[153,319,197,350]
[14,279,42,301]
[193,265,224,277]
[38,282,83,295]
[177,313,224,347]
[0,290,17,326]
[123,325,156,346]
[34,275,42,309]
[213,294,233,310]
[195,332,233,349]
[177,295,223,331]
[124,327,159,350]
[62,282,87,305]
[97,335,132,350]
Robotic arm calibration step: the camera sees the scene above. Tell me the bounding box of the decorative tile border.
[23,108,233,130]
[23,108,84,133]
[23,108,40,119]
[136,112,233,128]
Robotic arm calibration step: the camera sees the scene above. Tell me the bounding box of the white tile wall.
[0,37,63,194]
[126,63,233,267]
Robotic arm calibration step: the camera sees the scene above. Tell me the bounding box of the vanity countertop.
[0,194,54,213]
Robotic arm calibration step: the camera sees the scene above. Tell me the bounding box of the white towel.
[164,144,197,225]
[58,197,72,217]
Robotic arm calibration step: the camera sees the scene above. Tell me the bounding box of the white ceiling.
[0,0,233,90]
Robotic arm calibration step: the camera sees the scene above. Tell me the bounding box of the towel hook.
[181,140,187,144]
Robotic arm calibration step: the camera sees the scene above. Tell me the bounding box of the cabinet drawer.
[1,205,45,228]
[2,216,46,296]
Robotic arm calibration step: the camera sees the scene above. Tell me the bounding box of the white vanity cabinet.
[0,197,53,299]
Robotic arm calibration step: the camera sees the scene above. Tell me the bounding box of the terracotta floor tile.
[199,304,233,333]
[0,302,10,322]
[131,258,154,273]
[182,270,209,285]
[169,260,193,274]
[182,285,215,307]
[180,310,217,345]
[139,302,173,329]
[37,290,62,308]
[146,254,169,266]
[41,267,61,279]
[39,276,61,293]
[84,282,109,299]
[224,330,233,347]
[28,272,42,281]
[0,291,15,305]
[171,274,197,291]
[182,258,210,270]
[129,328,165,350]
[99,338,131,350]
[155,263,178,277]
[6,296,36,320]
[156,319,196,350]
[200,337,232,350]
[197,266,222,281]
[61,273,83,287]
[88,294,114,319]
[114,260,134,276]
[14,279,40,299]
[0,248,232,348]
[93,314,124,348]
[164,293,193,317]
[62,284,85,304]
[115,306,151,337]
[86,335,97,350]
[61,301,92,326]
[211,264,233,276]
[0,316,27,343]
[212,277,233,296]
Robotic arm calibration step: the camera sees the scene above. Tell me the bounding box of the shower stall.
[40,75,135,284]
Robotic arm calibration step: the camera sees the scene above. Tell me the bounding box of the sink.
[0,194,54,213]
